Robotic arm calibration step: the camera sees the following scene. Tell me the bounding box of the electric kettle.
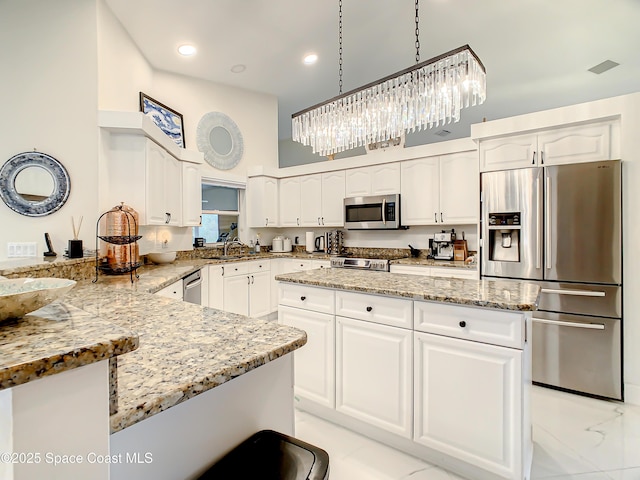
[314,235,325,252]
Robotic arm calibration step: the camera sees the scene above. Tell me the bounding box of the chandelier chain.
[339,0,343,94]
[415,0,420,63]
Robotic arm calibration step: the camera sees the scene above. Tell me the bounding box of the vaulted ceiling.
[106,0,640,145]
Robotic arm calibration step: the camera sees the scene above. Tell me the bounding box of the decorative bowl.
[0,277,77,321]
[147,251,177,264]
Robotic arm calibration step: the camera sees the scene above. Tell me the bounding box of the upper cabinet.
[345,163,401,197]
[99,111,203,227]
[401,151,478,225]
[247,176,279,227]
[278,172,345,228]
[479,121,614,172]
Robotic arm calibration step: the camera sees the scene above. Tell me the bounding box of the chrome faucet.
[223,237,243,256]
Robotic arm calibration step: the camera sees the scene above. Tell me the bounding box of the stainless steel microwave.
[344,194,401,230]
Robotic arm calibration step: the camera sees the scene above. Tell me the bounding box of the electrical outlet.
[7,242,38,257]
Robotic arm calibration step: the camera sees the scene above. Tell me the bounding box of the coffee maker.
[430,230,456,260]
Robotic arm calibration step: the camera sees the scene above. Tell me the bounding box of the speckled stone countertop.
[276,269,539,311]
[0,302,138,390]
[60,281,307,433]
[0,259,307,433]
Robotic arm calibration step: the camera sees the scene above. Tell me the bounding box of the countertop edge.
[0,330,139,390]
[109,333,306,433]
[275,273,539,312]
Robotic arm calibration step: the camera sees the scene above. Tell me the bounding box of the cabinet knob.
[366,306,373,312]
[300,296,306,301]
[459,321,467,328]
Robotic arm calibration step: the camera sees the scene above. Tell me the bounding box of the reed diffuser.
[68,216,83,258]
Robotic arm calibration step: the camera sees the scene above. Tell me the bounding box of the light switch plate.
[7,242,38,257]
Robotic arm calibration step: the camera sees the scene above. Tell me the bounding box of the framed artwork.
[139,92,185,148]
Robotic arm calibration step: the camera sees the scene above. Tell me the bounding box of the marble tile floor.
[294,386,640,480]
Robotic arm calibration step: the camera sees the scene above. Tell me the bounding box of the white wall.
[152,71,279,177]
[0,0,99,261]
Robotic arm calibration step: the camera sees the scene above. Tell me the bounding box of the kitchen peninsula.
[0,258,307,480]
[276,268,539,480]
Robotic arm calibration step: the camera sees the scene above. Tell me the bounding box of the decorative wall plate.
[0,151,70,217]
[196,112,244,170]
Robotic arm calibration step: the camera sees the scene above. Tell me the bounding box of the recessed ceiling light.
[588,60,620,74]
[178,44,197,56]
[231,64,246,73]
[303,53,318,65]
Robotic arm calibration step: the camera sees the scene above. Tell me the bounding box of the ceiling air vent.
[588,60,620,74]
[435,130,451,137]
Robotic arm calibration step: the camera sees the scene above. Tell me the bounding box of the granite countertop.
[0,259,307,433]
[0,302,138,390]
[390,257,477,269]
[276,268,539,311]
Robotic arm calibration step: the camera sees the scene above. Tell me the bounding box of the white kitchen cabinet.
[102,133,204,227]
[223,260,271,317]
[279,177,302,227]
[146,140,182,226]
[207,264,224,310]
[389,265,479,280]
[414,332,523,479]
[336,316,412,438]
[479,121,613,172]
[300,175,323,226]
[430,266,479,280]
[155,279,182,300]
[401,152,478,225]
[247,176,279,227]
[400,156,439,225]
[345,163,401,197]
[320,171,346,226]
[279,172,345,227]
[181,161,202,227]
[279,304,335,408]
[335,290,413,329]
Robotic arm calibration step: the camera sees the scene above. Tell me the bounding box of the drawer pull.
[459,321,467,328]
[300,296,306,301]
[366,306,373,312]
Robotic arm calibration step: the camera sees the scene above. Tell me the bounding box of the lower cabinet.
[155,279,182,300]
[278,281,531,480]
[222,261,271,317]
[389,264,479,280]
[279,305,335,408]
[414,332,523,478]
[336,316,412,438]
[207,265,224,310]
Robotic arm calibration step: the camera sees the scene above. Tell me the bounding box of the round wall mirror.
[0,151,70,217]
[196,112,244,170]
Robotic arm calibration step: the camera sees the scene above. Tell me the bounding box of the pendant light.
[291,0,486,156]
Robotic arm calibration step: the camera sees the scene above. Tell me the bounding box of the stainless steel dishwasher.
[183,270,202,305]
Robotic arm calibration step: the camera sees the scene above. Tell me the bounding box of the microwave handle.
[382,198,386,225]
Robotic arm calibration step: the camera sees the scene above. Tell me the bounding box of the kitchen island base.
[276,270,539,480]
[110,354,295,480]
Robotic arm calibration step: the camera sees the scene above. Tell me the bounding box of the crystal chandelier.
[291,1,486,157]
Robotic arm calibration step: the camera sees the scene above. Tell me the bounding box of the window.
[193,183,240,244]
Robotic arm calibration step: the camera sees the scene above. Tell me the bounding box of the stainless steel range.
[330,254,406,271]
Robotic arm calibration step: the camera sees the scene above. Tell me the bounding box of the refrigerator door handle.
[536,176,542,269]
[540,288,606,297]
[545,175,552,270]
[532,317,605,330]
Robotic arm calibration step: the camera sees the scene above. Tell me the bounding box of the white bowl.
[147,251,177,264]
[0,277,77,321]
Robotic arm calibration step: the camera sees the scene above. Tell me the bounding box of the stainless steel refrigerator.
[481,160,622,400]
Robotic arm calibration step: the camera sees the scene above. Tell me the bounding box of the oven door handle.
[540,288,605,297]
[532,317,605,330]
[382,198,387,225]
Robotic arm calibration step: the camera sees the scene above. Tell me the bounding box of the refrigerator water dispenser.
[488,213,520,262]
